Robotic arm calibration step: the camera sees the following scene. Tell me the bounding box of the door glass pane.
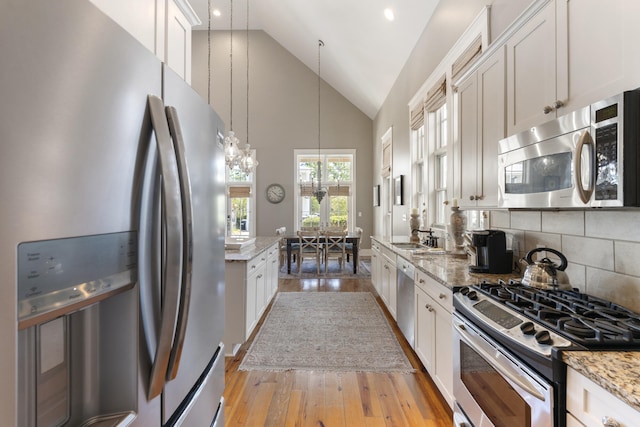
[329,195,348,228]
[229,197,249,236]
[460,341,531,427]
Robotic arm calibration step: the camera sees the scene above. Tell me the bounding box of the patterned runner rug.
[238,292,415,373]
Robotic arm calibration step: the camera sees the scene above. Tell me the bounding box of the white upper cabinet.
[506,0,640,136]
[563,0,640,112]
[456,46,505,208]
[88,0,200,83]
[506,1,559,135]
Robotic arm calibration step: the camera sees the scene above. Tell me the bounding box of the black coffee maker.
[468,230,513,274]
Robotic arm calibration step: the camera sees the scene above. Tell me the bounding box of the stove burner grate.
[470,280,640,348]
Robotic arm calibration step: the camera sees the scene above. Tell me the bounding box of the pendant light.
[312,39,327,203]
[239,0,258,174]
[223,0,240,168]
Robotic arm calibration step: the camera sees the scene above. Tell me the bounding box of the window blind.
[424,74,447,112]
[228,186,251,198]
[452,35,483,80]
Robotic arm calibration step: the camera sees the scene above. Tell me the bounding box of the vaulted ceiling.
[189,0,441,118]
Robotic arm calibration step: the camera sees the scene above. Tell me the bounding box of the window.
[411,104,426,226]
[430,104,448,226]
[295,149,355,231]
[226,152,256,236]
[424,75,448,228]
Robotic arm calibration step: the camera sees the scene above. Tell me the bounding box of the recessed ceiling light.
[384,8,395,21]
[212,9,221,17]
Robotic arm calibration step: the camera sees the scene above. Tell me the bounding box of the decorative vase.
[449,206,466,248]
[410,213,421,242]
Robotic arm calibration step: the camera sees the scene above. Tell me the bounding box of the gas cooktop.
[465,280,640,349]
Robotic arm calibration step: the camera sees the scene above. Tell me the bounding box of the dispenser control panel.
[17,232,137,329]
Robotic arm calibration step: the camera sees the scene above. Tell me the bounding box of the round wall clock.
[265,183,286,204]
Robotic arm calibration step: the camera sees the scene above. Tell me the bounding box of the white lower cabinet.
[371,241,382,295]
[566,367,640,427]
[224,243,278,356]
[414,270,453,408]
[380,246,397,320]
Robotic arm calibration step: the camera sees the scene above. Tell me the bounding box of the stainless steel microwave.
[498,90,640,208]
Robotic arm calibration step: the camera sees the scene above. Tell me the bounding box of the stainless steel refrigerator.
[1,0,225,425]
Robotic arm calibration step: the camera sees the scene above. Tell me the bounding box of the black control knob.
[520,321,536,335]
[467,290,478,301]
[460,287,470,295]
[535,330,553,345]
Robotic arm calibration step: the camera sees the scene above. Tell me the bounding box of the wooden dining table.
[285,233,361,274]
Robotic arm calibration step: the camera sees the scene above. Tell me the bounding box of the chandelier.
[224,0,258,174]
[312,39,327,203]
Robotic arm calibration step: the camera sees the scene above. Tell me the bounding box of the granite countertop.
[373,235,640,411]
[224,236,280,262]
[563,351,640,413]
[372,235,520,288]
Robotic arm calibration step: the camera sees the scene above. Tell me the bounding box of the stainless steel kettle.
[521,247,571,290]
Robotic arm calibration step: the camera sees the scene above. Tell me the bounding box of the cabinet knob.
[553,100,565,110]
[419,279,425,284]
[602,416,620,427]
[469,195,476,201]
[439,293,446,300]
[543,105,554,114]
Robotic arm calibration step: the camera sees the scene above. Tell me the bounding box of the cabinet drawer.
[381,245,396,265]
[415,270,452,313]
[246,253,267,274]
[566,367,640,427]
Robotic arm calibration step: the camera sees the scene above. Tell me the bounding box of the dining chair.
[296,230,322,274]
[323,230,347,273]
[276,226,292,268]
[345,226,363,265]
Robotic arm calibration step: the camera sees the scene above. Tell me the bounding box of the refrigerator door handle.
[145,95,184,399]
[164,105,194,381]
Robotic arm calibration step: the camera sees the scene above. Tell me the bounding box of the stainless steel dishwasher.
[396,256,415,348]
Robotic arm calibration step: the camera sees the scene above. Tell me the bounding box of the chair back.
[297,230,320,255]
[324,230,346,255]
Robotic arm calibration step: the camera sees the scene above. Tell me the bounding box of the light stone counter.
[224,236,280,262]
[563,351,640,412]
[372,235,520,288]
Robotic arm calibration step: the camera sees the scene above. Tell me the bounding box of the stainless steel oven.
[453,280,640,427]
[453,312,554,427]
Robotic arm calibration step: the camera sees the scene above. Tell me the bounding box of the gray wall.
[191,30,373,248]
[372,0,531,237]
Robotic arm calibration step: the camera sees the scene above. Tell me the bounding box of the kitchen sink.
[392,242,427,250]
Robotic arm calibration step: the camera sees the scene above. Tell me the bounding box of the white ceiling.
[190,0,441,118]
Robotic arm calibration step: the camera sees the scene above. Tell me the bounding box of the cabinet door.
[433,301,454,407]
[415,287,435,373]
[456,70,479,209]
[371,243,381,292]
[245,270,258,339]
[476,47,505,207]
[166,0,192,83]
[506,1,558,135]
[388,263,397,320]
[564,0,640,112]
[255,269,266,320]
[266,244,279,301]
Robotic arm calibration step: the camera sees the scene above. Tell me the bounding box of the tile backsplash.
[490,209,640,313]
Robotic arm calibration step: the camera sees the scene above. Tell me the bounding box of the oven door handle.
[454,322,546,401]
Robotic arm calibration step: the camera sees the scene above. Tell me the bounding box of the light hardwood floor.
[224,276,453,426]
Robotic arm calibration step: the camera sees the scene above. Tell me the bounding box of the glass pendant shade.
[224,130,242,168]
